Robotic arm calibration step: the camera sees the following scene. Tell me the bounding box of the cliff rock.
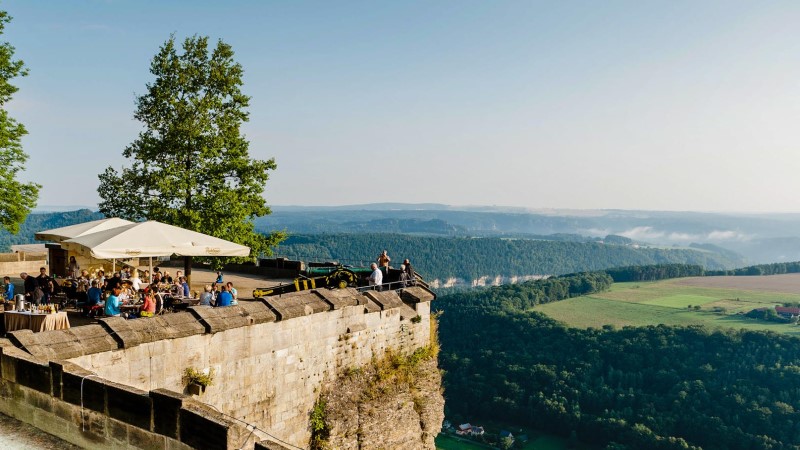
[319,351,444,450]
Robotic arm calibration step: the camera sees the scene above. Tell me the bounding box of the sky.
[3,0,800,213]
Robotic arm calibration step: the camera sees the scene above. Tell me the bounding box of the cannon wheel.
[328,269,357,289]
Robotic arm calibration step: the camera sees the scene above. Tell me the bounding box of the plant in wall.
[184,367,215,395]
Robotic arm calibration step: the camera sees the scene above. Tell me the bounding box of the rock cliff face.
[319,350,444,450]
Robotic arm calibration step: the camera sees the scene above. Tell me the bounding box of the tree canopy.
[0,10,40,234]
[97,35,283,269]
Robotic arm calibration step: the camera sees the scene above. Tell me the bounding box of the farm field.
[537,276,800,335]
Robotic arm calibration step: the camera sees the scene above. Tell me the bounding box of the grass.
[536,279,800,336]
[435,434,492,450]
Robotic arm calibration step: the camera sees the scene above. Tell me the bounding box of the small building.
[500,430,515,443]
[775,306,800,318]
[470,426,484,436]
[457,423,472,435]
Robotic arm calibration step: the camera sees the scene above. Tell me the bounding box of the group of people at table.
[8,259,239,319]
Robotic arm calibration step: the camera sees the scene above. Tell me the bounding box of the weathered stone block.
[179,402,234,450]
[399,285,436,304]
[264,291,330,321]
[313,288,361,310]
[151,388,188,439]
[188,305,251,333]
[129,423,168,450]
[363,290,405,311]
[62,366,105,412]
[4,350,52,394]
[255,439,293,450]
[106,380,152,431]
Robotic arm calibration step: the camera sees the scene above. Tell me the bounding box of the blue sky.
[4,1,800,212]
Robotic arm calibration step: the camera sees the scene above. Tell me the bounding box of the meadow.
[537,277,800,335]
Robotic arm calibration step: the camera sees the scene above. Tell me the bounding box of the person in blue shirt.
[104,285,122,317]
[215,271,223,283]
[216,285,233,307]
[4,276,14,301]
[86,280,103,316]
[180,276,190,297]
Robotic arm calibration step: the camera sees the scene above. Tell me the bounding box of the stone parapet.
[2,286,437,449]
[9,324,118,360]
[0,346,249,450]
[188,302,277,334]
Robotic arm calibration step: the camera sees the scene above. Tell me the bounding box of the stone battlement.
[0,285,436,449]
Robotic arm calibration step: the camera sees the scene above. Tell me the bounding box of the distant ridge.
[33,205,96,213]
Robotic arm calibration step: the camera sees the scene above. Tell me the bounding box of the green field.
[537,280,800,335]
[436,431,591,450]
[435,434,491,450]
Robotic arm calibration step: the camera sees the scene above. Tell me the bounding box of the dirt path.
[0,413,79,449]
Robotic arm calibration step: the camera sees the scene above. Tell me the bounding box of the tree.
[98,35,283,276]
[0,11,39,234]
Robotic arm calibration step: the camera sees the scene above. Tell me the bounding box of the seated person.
[199,285,214,306]
[180,276,190,297]
[104,285,122,317]
[226,282,238,305]
[86,280,103,316]
[216,285,233,307]
[140,291,156,317]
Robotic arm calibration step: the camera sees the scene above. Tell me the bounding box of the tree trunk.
[184,255,192,287]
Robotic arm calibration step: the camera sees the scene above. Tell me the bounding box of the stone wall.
[0,342,252,449]
[7,285,437,449]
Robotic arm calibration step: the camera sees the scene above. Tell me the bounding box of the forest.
[0,209,102,251]
[435,271,800,450]
[273,234,740,282]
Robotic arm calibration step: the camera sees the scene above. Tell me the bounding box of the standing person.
[403,259,416,286]
[104,285,122,317]
[36,267,52,304]
[68,256,80,279]
[399,264,409,288]
[20,272,36,302]
[4,276,14,301]
[377,250,391,268]
[368,263,383,291]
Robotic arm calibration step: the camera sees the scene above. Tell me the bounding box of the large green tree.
[98,35,283,276]
[0,11,39,234]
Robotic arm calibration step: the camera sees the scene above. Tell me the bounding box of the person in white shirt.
[368,263,383,291]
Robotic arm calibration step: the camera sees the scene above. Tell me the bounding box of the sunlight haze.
[5,0,800,212]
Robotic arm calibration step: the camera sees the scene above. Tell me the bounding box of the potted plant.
[184,367,214,395]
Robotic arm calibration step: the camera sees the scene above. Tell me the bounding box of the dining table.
[4,311,71,333]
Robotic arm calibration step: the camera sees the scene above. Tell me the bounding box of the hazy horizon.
[6,1,800,213]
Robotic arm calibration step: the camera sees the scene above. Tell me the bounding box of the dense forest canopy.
[435,272,800,450]
[273,234,742,281]
[0,209,102,251]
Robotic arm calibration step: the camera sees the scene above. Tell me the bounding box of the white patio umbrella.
[34,217,134,243]
[60,220,250,279]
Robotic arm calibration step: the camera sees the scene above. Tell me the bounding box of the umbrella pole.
[113,259,116,273]
[149,257,153,283]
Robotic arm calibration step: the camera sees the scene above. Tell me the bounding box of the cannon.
[252,265,389,298]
